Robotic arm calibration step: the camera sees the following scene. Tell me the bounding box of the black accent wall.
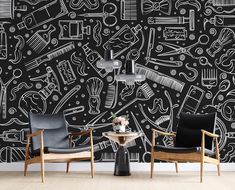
[1,0,235,162]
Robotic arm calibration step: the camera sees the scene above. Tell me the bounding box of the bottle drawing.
[82,43,108,78]
[103,24,142,58]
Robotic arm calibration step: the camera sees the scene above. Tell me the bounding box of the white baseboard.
[0,162,235,172]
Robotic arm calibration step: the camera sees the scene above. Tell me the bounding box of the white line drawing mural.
[19,0,47,5]
[145,27,183,67]
[158,34,210,63]
[0,68,22,119]
[0,0,27,19]
[177,85,205,118]
[1,0,235,163]
[82,43,108,78]
[52,85,81,114]
[25,42,75,71]
[0,22,9,60]
[9,35,25,64]
[148,9,195,31]
[18,67,60,117]
[205,0,235,15]
[108,83,154,119]
[163,27,187,41]
[70,53,88,76]
[204,15,235,29]
[215,48,235,74]
[103,24,142,58]
[93,20,102,47]
[59,20,90,40]
[175,0,201,11]
[69,0,99,10]
[148,98,168,114]
[17,0,68,30]
[141,0,172,15]
[78,3,117,27]
[207,28,235,57]
[179,63,198,82]
[201,69,218,89]
[121,0,137,20]
[86,77,103,115]
[0,128,29,144]
[105,70,120,109]
[57,60,77,85]
[136,64,185,92]
[0,147,27,163]
[27,24,55,53]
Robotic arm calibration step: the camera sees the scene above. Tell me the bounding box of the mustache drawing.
[148,98,168,114]
[71,52,88,76]
[9,35,25,64]
[93,20,102,47]
[215,48,235,74]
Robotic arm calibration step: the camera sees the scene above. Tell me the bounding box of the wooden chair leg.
[24,162,28,176]
[175,162,178,173]
[66,162,70,173]
[150,152,154,178]
[200,159,204,183]
[41,157,45,183]
[91,157,94,178]
[217,163,220,176]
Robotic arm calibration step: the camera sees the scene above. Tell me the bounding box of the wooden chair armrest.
[26,130,43,138]
[152,129,176,137]
[68,129,91,137]
[201,129,219,138]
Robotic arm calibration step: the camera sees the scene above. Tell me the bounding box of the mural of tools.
[1,0,235,164]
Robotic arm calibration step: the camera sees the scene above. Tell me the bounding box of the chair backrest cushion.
[29,112,69,154]
[175,112,217,150]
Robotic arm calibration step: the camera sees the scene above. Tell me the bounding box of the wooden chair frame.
[24,129,94,183]
[150,129,220,182]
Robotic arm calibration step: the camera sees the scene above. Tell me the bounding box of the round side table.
[103,131,142,176]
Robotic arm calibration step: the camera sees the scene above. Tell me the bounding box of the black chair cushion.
[29,112,69,154]
[154,145,215,157]
[175,113,216,150]
[32,145,91,156]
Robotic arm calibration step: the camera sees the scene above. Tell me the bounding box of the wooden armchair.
[150,112,220,182]
[24,112,94,182]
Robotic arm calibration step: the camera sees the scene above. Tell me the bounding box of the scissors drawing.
[0,68,22,119]
[158,34,212,66]
[78,3,117,27]
[67,111,112,130]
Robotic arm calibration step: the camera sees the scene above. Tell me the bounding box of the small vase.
[119,125,126,132]
[113,125,126,133]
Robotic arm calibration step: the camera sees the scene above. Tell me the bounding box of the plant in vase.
[111,112,129,133]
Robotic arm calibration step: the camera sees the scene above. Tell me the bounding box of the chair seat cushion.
[154,145,215,156]
[32,145,90,156]
[48,145,90,154]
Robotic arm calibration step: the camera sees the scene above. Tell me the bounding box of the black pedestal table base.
[114,146,130,176]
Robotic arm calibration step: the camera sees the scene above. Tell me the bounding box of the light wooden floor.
[0,171,234,190]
